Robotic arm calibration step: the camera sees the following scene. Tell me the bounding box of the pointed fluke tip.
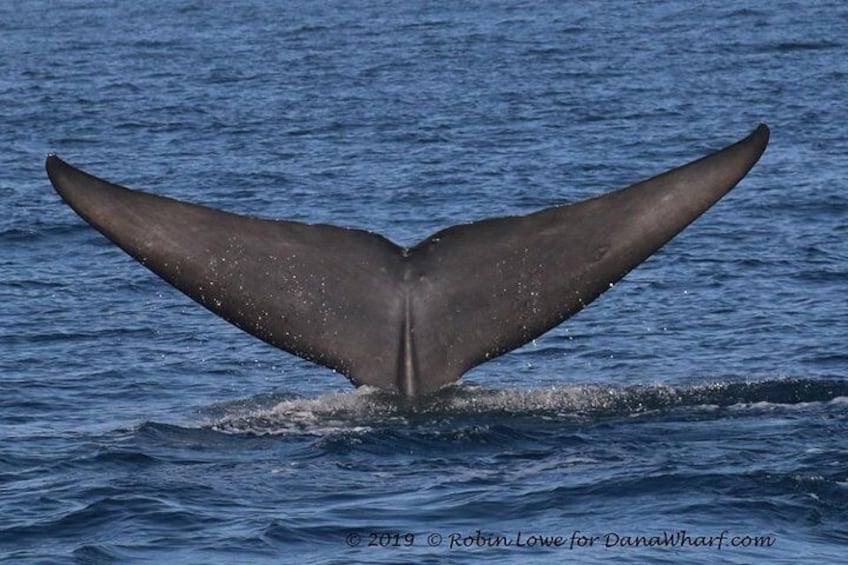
[745,123,770,164]
[751,123,770,146]
[45,153,66,180]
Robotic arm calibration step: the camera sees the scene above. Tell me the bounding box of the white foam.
[207,378,848,436]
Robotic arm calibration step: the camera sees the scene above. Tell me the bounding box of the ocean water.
[1,1,847,563]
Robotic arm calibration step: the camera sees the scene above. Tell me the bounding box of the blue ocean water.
[1,1,847,563]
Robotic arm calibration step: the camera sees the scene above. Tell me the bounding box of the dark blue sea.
[2,1,847,563]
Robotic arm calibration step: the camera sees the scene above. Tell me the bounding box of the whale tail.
[47,124,769,396]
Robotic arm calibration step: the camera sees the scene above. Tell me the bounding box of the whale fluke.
[47,124,769,396]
